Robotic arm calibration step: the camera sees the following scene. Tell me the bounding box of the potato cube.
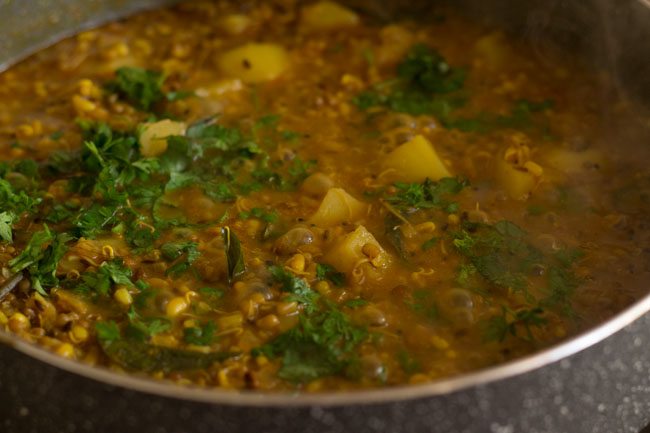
[495,157,538,200]
[218,43,289,84]
[324,226,390,274]
[309,188,367,227]
[301,1,359,31]
[382,135,451,182]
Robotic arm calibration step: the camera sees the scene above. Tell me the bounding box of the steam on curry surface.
[0,0,648,391]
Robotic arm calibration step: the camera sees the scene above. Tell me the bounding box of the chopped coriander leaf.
[9,227,56,273]
[344,299,369,308]
[73,203,123,238]
[397,44,466,95]
[203,182,236,203]
[456,263,477,286]
[75,258,134,296]
[78,121,139,174]
[281,130,301,141]
[254,303,367,382]
[269,265,319,313]
[483,306,547,342]
[198,287,225,298]
[161,242,200,278]
[49,130,64,140]
[124,217,159,251]
[0,178,42,216]
[453,220,583,316]
[421,236,439,251]
[452,221,542,294]
[316,263,346,287]
[0,211,14,243]
[185,116,245,152]
[239,207,278,223]
[527,204,545,216]
[125,314,171,342]
[9,228,71,296]
[198,287,225,308]
[12,159,39,179]
[165,172,201,192]
[183,321,217,346]
[397,350,421,375]
[107,67,166,111]
[166,90,195,101]
[444,99,554,133]
[407,289,439,321]
[95,321,121,342]
[353,44,466,116]
[45,203,76,224]
[385,177,468,214]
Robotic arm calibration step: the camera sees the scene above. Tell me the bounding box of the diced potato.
[309,188,367,227]
[218,43,289,84]
[495,157,538,200]
[382,135,451,182]
[139,119,186,157]
[301,1,359,31]
[376,25,414,66]
[324,225,390,273]
[220,14,251,35]
[474,32,512,69]
[543,147,604,173]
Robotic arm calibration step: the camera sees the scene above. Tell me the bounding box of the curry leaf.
[222,227,245,283]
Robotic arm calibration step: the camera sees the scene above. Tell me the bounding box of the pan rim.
[2,290,650,407]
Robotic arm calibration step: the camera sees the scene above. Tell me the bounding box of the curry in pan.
[1,0,649,391]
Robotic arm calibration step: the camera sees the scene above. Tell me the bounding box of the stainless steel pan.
[1,1,650,432]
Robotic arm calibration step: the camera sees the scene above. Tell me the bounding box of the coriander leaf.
[316,263,346,287]
[183,321,217,346]
[95,321,121,342]
[161,241,200,278]
[0,178,41,216]
[421,236,439,251]
[397,350,421,375]
[0,211,14,243]
[255,304,367,382]
[73,203,122,238]
[8,228,71,295]
[353,44,466,117]
[344,299,368,308]
[125,317,171,342]
[452,220,543,295]
[238,207,278,223]
[76,258,134,296]
[166,90,195,102]
[268,265,319,313]
[9,227,56,273]
[108,67,165,111]
[397,44,466,94]
[385,177,468,214]
[444,99,554,133]
[165,172,201,192]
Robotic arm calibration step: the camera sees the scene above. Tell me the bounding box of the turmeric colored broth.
[1,0,649,391]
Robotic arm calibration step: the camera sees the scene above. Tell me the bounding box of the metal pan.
[1,1,650,432]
